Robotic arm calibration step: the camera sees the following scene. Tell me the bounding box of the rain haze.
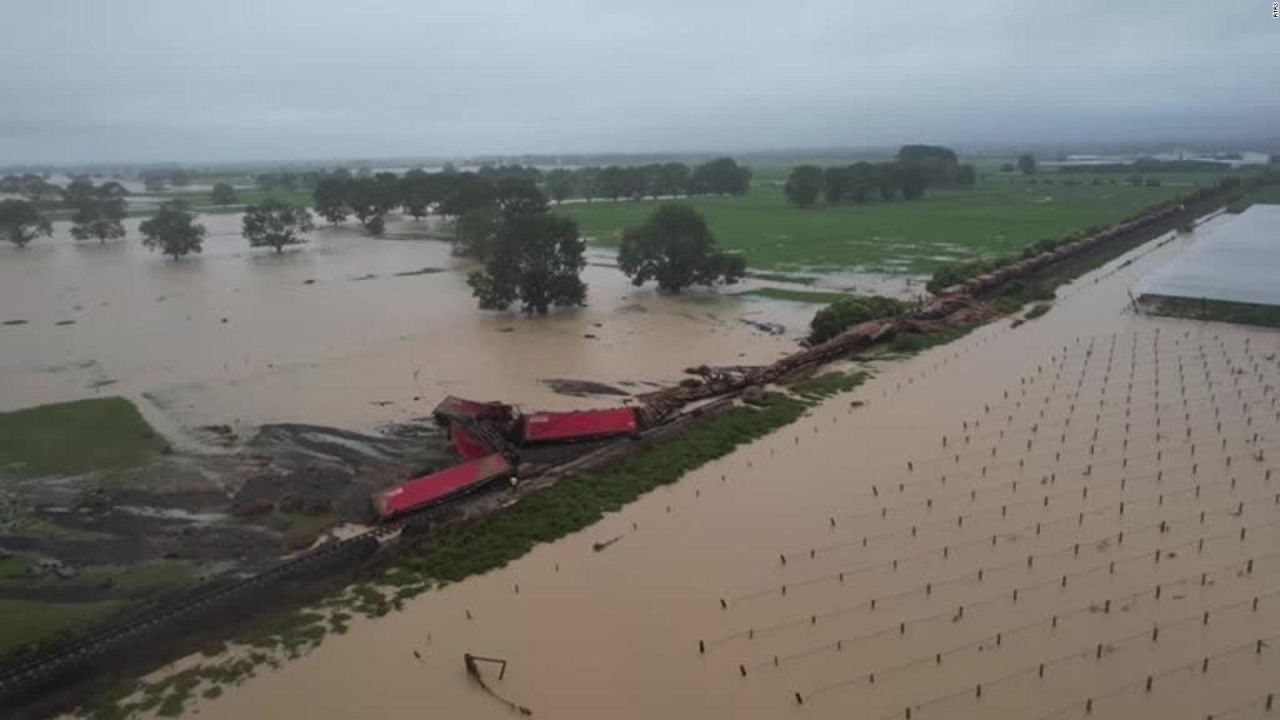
[3,3,1280,720]
[2,0,1277,164]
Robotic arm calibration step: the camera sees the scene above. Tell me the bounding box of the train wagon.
[372,454,513,520]
[520,407,639,444]
[432,396,517,426]
[448,419,496,460]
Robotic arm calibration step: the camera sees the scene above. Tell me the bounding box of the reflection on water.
[0,213,803,436]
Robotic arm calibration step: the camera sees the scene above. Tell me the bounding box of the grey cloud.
[0,0,1275,164]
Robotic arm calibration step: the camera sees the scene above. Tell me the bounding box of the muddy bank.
[0,421,451,602]
[541,379,630,398]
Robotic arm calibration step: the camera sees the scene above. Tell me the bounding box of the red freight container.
[449,419,494,460]
[432,396,516,425]
[520,408,638,444]
[372,454,513,519]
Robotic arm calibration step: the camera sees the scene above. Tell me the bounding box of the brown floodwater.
[0,213,806,440]
[143,214,1280,720]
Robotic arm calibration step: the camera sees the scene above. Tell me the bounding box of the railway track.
[2,177,1263,710]
[0,526,391,700]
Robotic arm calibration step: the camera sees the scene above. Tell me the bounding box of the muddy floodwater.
[0,213,807,439]
[147,217,1280,720]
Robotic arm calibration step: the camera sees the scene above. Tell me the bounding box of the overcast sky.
[2,0,1276,165]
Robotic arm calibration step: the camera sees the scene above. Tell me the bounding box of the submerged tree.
[140,201,206,260]
[211,183,238,206]
[617,204,745,293]
[242,201,314,252]
[467,213,587,315]
[0,199,52,248]
[67,181,127,243]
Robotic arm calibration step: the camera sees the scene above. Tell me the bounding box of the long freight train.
[371,397,641,520]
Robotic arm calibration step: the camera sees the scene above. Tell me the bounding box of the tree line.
[4,171,745,317]
[0,176,130,248]
[783,145,976,208]
[307,157,753,237]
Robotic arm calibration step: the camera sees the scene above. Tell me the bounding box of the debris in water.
[593,535,623,552]
[464,653,532,716]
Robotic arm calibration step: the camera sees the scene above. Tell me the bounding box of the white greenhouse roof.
[1140,204,1280,307]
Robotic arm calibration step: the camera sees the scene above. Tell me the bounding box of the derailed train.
[370,397,641,520]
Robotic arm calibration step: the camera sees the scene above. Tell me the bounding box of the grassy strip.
[0,397,166,478]
[0,600,124,659]
[742,271,819,285]
[1227,183,1280,212]
[790,371,871,401]
[736,287,849,304]
[86,379,876,717]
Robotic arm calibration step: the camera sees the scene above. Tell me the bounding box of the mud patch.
[393,267,445,277]
[541,379,630,398]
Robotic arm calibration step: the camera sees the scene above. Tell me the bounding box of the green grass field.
[0,397,166,478]
[556,174,1220,275]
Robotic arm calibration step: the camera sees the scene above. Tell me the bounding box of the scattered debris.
[592,535,623,552]
[542,379,629,398]
[393,267,445,277]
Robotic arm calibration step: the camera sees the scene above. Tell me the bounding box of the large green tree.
[691,158,751,195]
[467,213,587,315]
[896,145,960,186]
[313,177,350,224]
[438,172,496,218]
[1018,153,1037,175]
[140,201,205,260]
[454,206,501,260]
[617,204,746,293]
[399,169,437,219]
[784,165,824,208]
[242,201,314,252]
[494,177,547,215]
[543,169,575,204]
[347,173,400,235]
[658,162,691,197]
[0,199,52,248]
[896,162,927,200]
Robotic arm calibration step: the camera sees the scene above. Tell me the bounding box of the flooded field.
[0,213,806,440]
[169,222,1280,720]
